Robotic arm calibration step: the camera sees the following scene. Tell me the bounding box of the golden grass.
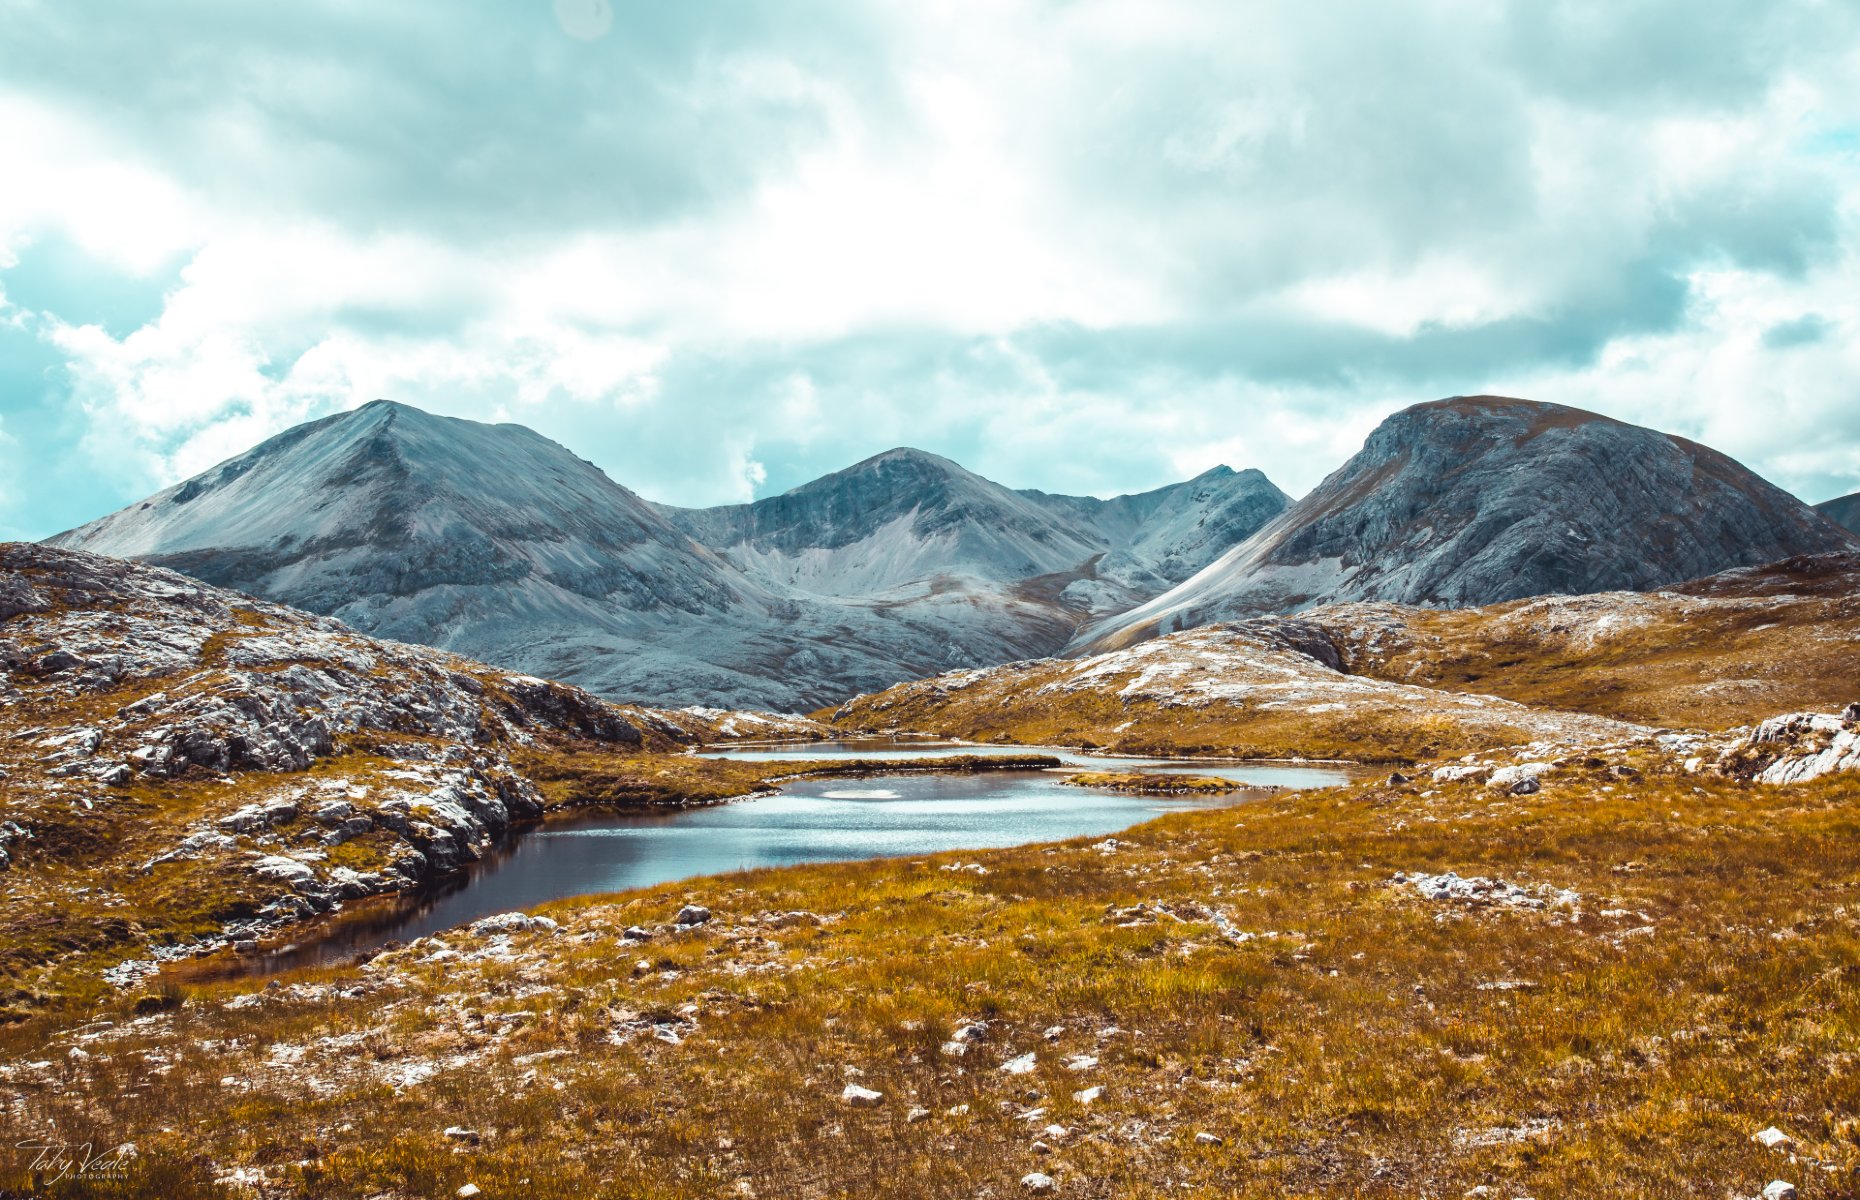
[1329,586,1860,730]
[835,680,1537,763]
[4,760,1857,1197]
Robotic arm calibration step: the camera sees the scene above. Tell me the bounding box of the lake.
[234,750,1353,974]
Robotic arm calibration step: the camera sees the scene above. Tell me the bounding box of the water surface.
[236,751,1355,975]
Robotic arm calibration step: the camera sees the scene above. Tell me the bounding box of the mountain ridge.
[50,403,1291,709]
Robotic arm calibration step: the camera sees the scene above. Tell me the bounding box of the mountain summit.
[1078,396,1857,651]
[52,398,748,632]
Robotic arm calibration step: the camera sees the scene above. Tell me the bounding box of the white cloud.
[4,0,1860,523]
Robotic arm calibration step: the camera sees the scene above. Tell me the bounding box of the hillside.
[1818,490,1860,534]
[1080,396,1856,652]
[0,543,826,995]
[834,552,1860,755]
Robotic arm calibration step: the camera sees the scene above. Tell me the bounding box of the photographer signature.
[16,1139,133,1185]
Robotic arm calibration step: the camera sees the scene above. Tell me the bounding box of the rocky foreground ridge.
[0,543,823,987]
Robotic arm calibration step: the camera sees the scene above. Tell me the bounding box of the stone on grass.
[1021,1173,1057,1193]
[457,1186,482,1199]
[907,1106,931,1123]
[470,912,557,936]
[1000,1052,1037,1075]
[1752,1126,1793,1150]
[1194,1132,1223,1146]
[841,1083,883,1107]
[1762,1182,1797,1200]
[1073,1086,1102,1104]
[443,1126,481,1144]
[674,904,712,926]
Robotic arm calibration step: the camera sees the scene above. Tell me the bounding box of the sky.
[3,0,1860,541]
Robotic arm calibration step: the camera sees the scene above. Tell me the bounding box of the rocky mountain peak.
[1078,394,1856,651]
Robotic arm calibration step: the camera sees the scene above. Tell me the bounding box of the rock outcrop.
[0,543,820,979]
[1713,707,1860,784]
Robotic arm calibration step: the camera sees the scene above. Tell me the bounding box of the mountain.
[660,450,1289,618]
[1818,491,1860,534]
[50,399,751,624]
[660,448,1105,598]
[50,404,1289,710]
[1078,396,1857,652]
[1018,465,1292,604]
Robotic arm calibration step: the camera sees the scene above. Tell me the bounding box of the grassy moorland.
[3,754,1855,1198]
[831,554,1860,757]
[1319,553,1860,730]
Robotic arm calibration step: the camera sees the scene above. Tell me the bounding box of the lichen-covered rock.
[1714,708,1860,784]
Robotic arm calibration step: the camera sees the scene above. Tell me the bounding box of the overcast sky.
[3,0,1860,540]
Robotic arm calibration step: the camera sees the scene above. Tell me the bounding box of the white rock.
[1063,1054,1098,1071]
[443,1126,480,1143]
[1752,1126,1793,1150]
[1195,1131,1223,1146]
[1000,1052,1038,1075]
[674,904,713,926]
[251,855,316,885]
[841,1083,884,1107]
[457,1187,482,1199]
[1488,763,1550,792]
[1762,1182,1797,1200]
[1021,1173,1057,1193]
[470,912,558,936]
[1073,1086,1102,1104]
[906,1106,931,1123]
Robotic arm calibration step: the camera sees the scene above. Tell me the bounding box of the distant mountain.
[660,448,1105,597]
[1818,491,1860,534]
[50,403,1288,709]
[1078,396,1857,652]
[50,399,752,626]
[660,450,1289,617]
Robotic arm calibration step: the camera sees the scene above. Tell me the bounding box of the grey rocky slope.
[53,403,1287,710]
[1817,490,1860,534]
[661,448,1289,620]
[1078,396,1857,652]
